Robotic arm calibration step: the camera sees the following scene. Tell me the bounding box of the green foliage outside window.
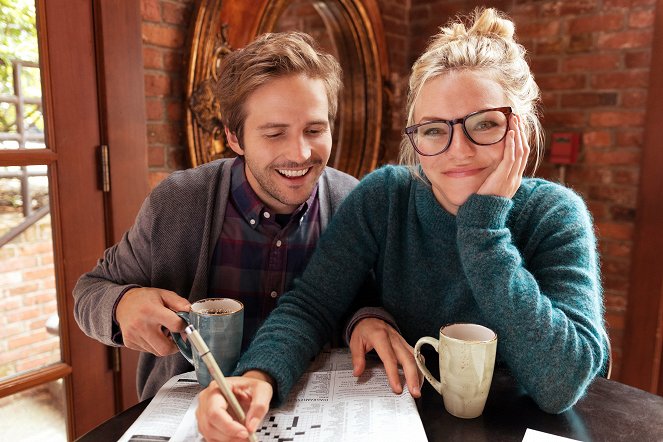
[0,0,41,134]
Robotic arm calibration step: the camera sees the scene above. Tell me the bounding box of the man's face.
[226,73,333,214]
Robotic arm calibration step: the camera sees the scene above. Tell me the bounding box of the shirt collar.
[230,156,319,229]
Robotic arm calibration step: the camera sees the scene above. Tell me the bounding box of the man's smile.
[277,167,311,178]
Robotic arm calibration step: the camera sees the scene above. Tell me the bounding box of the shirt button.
[270,291,278,298]
[249,219,256,225]
[276,240,282,247]
[263,212,271,219]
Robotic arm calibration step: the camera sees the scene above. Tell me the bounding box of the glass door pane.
[0,166,59,379]
[0,1,66,440]
[0,379,66,441]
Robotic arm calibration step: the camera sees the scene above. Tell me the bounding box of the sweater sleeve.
[234,169,392,404]
[323,168,399,346]
[456,184,609,413]
[72,193,155,346]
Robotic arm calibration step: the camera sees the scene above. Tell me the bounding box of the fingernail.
[237,429,248,438]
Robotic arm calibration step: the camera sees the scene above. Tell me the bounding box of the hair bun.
[440,8,515,41]
[469,8,515,40]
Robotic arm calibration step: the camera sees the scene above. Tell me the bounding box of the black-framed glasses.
[404,107,512,156]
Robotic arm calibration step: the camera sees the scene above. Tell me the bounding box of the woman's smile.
[443,167,486,178]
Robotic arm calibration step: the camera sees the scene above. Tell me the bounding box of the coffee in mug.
[414,323,497,419]
[173,298,244,386]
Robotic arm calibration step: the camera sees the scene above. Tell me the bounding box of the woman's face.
[413,71,509,214]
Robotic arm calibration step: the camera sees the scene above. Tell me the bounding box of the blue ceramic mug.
[173,298,244,386]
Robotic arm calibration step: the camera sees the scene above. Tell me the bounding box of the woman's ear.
[225,126,243,156]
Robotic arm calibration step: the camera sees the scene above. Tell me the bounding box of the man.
[73,32,415,402]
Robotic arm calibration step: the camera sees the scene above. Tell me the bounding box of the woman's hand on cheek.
[477,114,530,199]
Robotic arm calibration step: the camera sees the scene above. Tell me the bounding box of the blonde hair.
[399,8,543,179]
[217,32,342,143]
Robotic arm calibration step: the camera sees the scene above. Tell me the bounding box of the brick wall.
[140,0,658,380]
[141,0,195,188]
[0,215,59,378]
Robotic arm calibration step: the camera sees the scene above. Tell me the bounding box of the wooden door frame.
[620,0,663,394]
[38,0,115,438]
[38,0,148,438]
[92,0,149,412]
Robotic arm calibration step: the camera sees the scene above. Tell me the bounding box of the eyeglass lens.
[412,109,509,155]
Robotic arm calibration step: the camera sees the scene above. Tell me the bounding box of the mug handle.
[172,311,194,364]
[414,336,443,395]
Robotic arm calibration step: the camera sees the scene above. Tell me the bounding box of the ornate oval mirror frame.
[185,0,390,178]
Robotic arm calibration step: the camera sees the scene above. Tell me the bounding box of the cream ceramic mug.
[414,323,497,419]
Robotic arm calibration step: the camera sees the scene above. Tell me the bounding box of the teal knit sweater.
[235,165,609,413]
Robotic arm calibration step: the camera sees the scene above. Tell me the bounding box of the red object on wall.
[549,132,580,164]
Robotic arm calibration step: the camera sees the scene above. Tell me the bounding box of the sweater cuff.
[111,284,142,345]
[343,307,400,345]
[234,351,298,406]
[457,193,513,229]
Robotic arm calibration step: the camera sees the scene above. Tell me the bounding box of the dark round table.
[77,368,663,441]
[417,368,663,441]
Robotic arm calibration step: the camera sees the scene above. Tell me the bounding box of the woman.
[197,8,609,440]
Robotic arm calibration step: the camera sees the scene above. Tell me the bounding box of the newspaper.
[117,371,201,442]
[522,429,580,442]
[119,348,428,442]
[117,370,202,442]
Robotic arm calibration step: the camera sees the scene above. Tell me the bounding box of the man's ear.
[225,126,243,156]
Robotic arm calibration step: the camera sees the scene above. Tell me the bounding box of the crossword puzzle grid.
[255,414,322,441]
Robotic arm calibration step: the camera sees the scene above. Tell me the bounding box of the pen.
[184,324,258,442]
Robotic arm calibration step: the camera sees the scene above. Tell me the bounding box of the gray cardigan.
[73,159,362,399]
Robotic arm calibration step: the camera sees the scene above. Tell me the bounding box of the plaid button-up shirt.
[208,157,321,348]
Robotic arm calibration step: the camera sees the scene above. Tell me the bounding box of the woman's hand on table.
[196,371,274,442]
[349,317,422,398]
